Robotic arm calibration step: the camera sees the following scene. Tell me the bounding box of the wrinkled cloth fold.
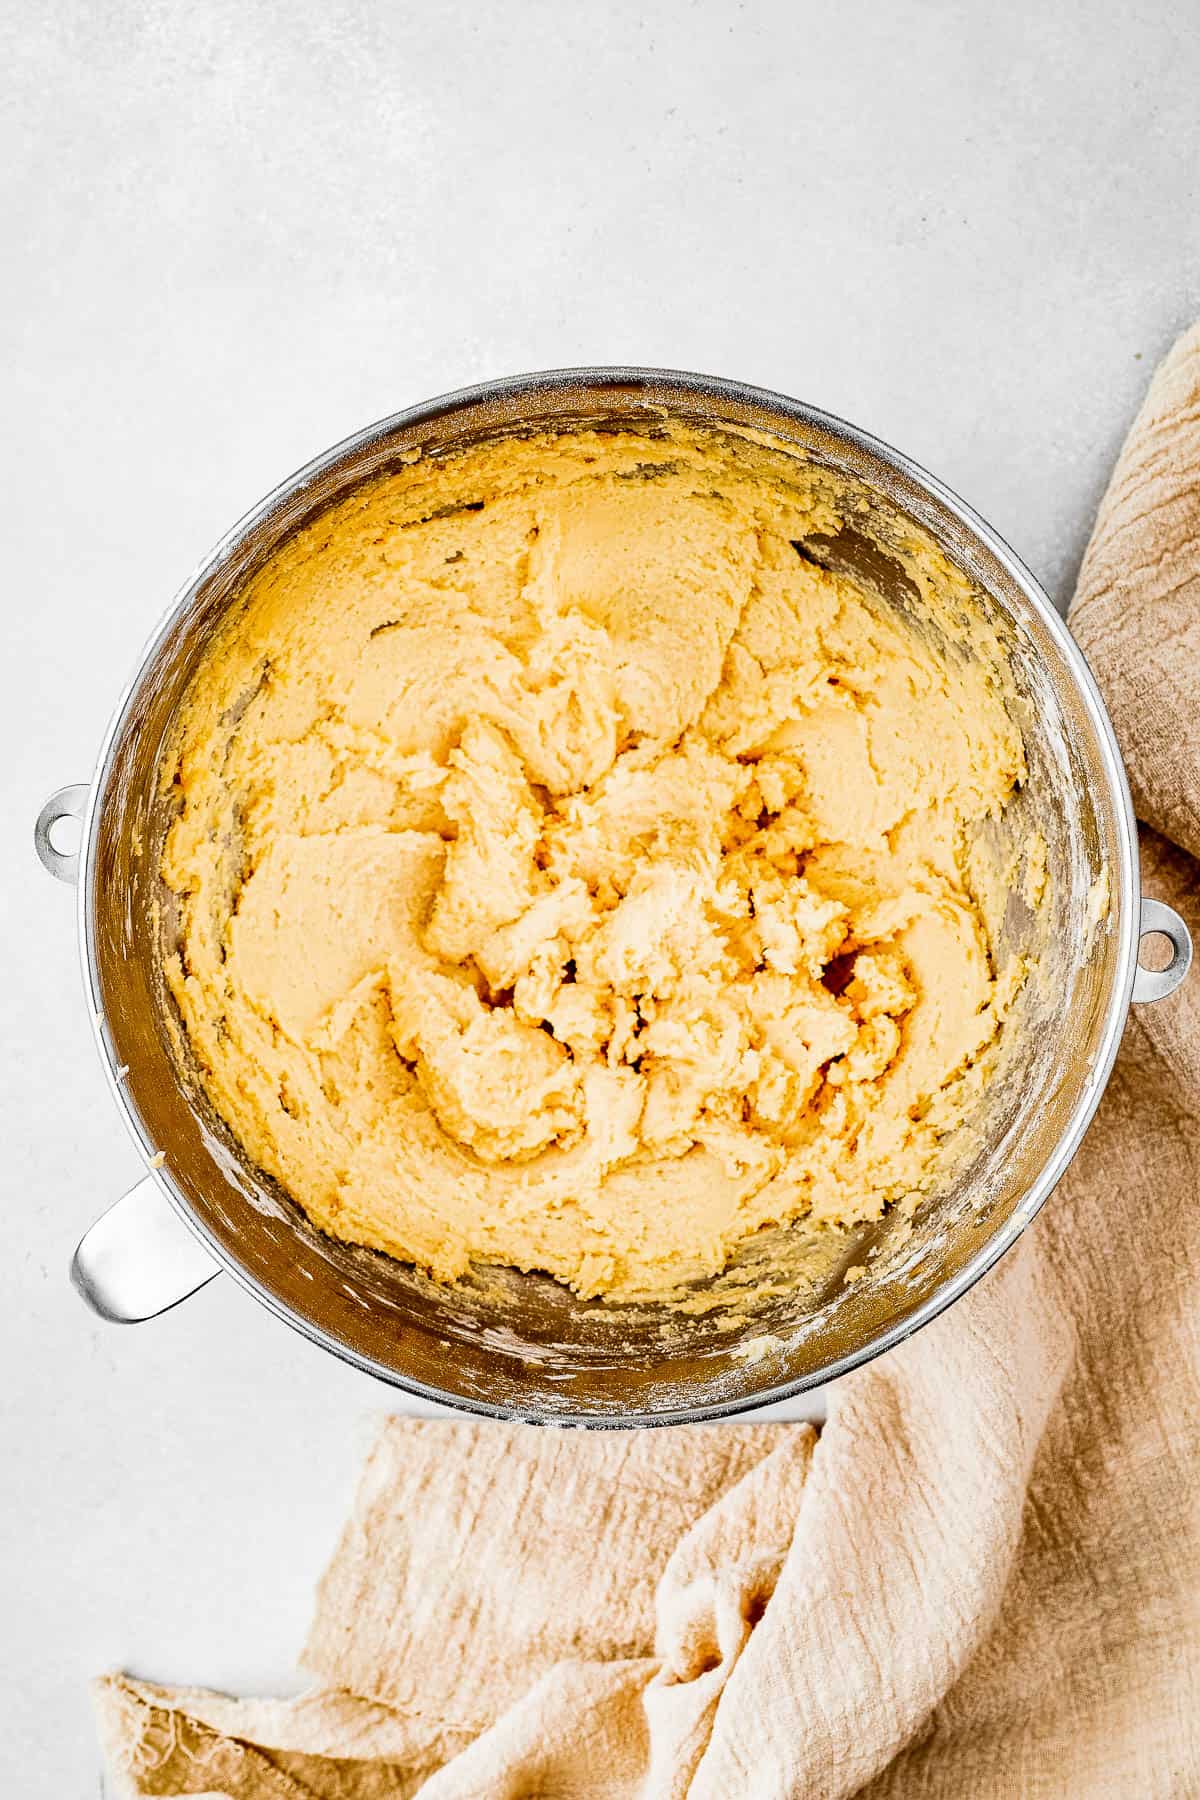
[95,322,1200,1799]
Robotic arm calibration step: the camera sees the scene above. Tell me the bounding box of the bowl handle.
[34,784,89,884]
[71,1175,221,1322]
[1132,898,1193,1005]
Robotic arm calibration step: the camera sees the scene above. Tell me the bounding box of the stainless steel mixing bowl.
[35,369,1192,1425]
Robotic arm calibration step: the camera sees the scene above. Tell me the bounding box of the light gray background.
[3,1,1198,1791]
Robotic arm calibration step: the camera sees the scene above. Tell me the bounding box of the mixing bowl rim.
[72,366,1141,1426]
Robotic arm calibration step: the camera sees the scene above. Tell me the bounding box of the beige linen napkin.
[95,323,1200,1800]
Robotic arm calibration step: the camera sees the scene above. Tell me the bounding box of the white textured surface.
[3,2,1199,1791]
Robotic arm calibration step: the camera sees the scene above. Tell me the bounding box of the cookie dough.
[161,425,1027,1303]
